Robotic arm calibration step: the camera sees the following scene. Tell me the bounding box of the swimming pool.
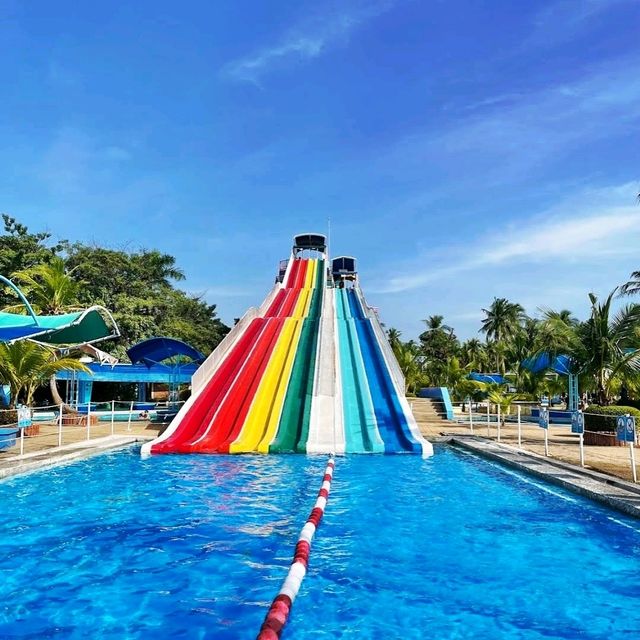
[1,446,639,638]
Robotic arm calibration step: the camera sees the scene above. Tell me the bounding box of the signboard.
[17,406,32,429]
[538,408,549,429]
[571,411,584,434]
[616,415,636,443]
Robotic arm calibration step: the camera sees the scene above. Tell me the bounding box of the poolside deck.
[0,421,160,480]
[411,397,639,483]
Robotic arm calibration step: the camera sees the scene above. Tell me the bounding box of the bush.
[0,409,18,426]
[584,405,640,433]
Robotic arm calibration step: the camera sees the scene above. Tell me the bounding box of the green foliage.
[0,341,89,407]
[487,388,516,416]
[480,297,526,374]
[9,256,82,314]
[621,270,640,297]
[65,243,228,355]
[583,405,640,433]
[0,215,62,307]
[0,218,230,359]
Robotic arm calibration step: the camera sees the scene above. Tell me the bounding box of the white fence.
[0,400,181,459]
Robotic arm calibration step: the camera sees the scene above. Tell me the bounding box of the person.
[139,409,149,420]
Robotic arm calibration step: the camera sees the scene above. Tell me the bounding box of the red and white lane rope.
[256,456,335,640]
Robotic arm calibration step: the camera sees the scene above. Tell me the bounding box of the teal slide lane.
[336,289,383,453]
[347,289,422,453]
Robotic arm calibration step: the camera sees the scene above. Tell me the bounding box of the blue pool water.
[1,446,640,639]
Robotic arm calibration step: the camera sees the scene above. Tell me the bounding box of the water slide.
[345,289,423,453]
[335,288,384,453]
[269,259,324,453]
[142,238,433,458]
[145,258,309,454]
[233,259,322,453]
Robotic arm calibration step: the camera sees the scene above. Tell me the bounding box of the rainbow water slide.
[142,242,433,457]
[143,258,322,455]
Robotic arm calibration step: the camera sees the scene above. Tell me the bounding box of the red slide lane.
[265,260,300,317]
[151,258,309,455]
[194,318,286,453]
[265,289,286,317]
[151,319,265,454]
[294,257,307,289]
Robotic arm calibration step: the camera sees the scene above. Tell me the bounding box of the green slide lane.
[336,288,383,453]
[270,259,324,453]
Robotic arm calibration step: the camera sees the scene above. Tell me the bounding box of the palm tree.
[6,257,85,407]
[480,298,526,374]
[394,341,423,394]
[9,256,82,314]
[540,308,578,326]
[621,271,640,297]
[460,338,489,371]
[480,298,526,343]
[574,291,640,404]
[387,327,402,353]
[0,342,89,407]
[422,314,453,334]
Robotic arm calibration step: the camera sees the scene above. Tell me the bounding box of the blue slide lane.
[347,289,422,453]
[335,289,382,453]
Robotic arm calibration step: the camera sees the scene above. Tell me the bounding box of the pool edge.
[0,435,152,481]
[449,436,640,520]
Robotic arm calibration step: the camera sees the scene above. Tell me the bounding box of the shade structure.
[127,337,205,367]
[522,353,573,376]
[0,306,119,346]
[468,372,506,384]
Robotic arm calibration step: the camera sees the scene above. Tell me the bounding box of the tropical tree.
[437,356,484,400]
[620,270,640,297]
[418,314,459,382]
[480,298,526,373]
[9,256,82,314]
[393,341,423,395]
[487,387,516,425]
[573,291,640,404]
[480,298,526,343]
[0,215,62,308]
[4,258,86,407]
[0,342,89,407]
[459,338,489,371]
[387,327,402,353]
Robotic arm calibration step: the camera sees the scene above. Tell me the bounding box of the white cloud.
[375,182,640,293]
[528,0,637,47]
[380,56,640,186]
[223,1,396,84]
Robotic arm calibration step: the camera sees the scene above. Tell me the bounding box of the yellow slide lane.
[292,259,315,318]
[255,318,305,452]
[229,318,302,453]
[230,260,317,453]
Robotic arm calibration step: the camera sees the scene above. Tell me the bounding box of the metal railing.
[0,400,183,461]
[435,401,640,483]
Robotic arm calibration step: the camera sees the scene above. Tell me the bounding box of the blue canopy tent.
[56,337,206,409]
[468,372,506,385]
[522,353,574,376]
[522,353,579,411]
[127,337,205,368]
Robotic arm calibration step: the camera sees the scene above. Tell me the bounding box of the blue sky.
[1,0,639,340]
